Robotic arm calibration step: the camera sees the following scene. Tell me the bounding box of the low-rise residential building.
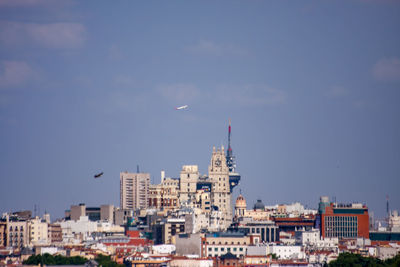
[160,218,186,244]
[7,219,29,249]
[247,244,305,260]
[201,232,251,258]
[0,221,6,248]
[48,223,62,244]
[295,228,338,249]
[175,233,202,256]
[271,245,305,260]
[244,255,271,266]
[376,245,400,260]
[58,216,98,243]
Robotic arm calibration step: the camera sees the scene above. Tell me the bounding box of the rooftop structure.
[226,120,240,192]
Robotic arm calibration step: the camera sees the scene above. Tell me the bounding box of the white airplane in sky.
[175,105,188,110]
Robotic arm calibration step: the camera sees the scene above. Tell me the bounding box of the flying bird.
[175,105,188,110]
[94,172,104,178]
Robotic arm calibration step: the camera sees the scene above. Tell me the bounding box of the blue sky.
[0,0,399,221]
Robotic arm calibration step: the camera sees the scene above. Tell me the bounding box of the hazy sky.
[1,0,399,221]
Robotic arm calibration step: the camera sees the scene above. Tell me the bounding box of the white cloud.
[372,57,400,82]
[0,21,86,49]
[216,84,287,106]
[157,83,199,104]
[0,61,36,88]
[186,40,248,56]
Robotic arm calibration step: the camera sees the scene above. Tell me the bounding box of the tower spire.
[226,119,241,192]
[226,119,235,172]
[228,118,232,153]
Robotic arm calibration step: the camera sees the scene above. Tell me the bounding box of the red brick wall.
[321,204,369,239]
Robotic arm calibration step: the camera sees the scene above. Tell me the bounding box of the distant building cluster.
[1,123,399,266]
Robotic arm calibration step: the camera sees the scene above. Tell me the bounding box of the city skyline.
[1,1,400,221]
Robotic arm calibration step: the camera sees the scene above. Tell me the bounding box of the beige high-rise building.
[209,146,232,229]
[70,203,86,221]
[29,217,49,246]
[100,204,114,222]
[179,165,199,204]
[120,172,150,210]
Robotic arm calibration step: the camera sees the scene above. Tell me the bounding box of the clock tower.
[209,146,232,229]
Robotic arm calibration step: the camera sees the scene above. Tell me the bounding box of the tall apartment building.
[179,165,200,204]
[7,220,28,249]
[318,196,369,239]
[29,217,49,246]
[120,172,150,210]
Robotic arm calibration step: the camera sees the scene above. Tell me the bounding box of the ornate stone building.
[208,146,232,230]
[148,177,179,210]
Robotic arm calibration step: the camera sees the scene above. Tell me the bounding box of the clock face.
[215,159,221,167]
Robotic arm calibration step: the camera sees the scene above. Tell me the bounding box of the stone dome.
[235,194,247,209]
[253,199,265,210]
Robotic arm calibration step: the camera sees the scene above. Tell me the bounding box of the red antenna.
[228,118,232,152]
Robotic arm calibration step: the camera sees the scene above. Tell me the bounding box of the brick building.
[318,196,369,239]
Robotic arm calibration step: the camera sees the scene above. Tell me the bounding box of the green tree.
[95,254,124,267]
[23,254,87,265]
[384,254,400,267]
[329,252,386,267]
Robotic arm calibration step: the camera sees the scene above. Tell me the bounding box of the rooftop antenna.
[386,195,390,217]
[137,165,139,173]
[226,118,236,173]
